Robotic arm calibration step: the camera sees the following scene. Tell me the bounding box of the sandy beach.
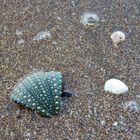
[0,0,140,139]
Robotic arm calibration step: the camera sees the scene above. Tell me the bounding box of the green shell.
[10,71,62,117]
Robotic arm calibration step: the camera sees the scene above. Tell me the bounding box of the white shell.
[104,79,128,94]
[17,39,24,44]
[80,12,99,27]
[124,101,140,112]
[33,30,51,41]
[110,31,125,46]
[16,29,23,36]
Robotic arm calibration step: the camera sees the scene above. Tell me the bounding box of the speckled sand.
[0,0,140,140]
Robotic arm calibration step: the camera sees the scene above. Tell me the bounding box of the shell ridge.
[29,72,53,115]
[12,72,47,114]
[35,72,53,115]
[45,72,62,115]
[19,75,43,111]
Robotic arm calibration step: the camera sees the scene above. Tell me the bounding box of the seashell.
[80,12,99,28]
[10,71,73,117]
[33,30,51,41]
[110,31,125,47]
[104,79,128,94]
[17,39,24,44]
[124,101,140,112]
[15,29,23,36]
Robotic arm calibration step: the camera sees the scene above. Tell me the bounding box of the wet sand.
[0,0,140,139]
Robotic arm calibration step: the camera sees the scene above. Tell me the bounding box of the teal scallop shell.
[11,71,62,117]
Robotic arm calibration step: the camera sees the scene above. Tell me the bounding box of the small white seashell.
[16,29,23,36]
[80,12,99,28]
[33,30,51,41]
[17,39,24,44]
[125,101,140,112]
[112,122,118,127]
[104,79,128,94]
[136,94,140,98]
[110,31,125,47]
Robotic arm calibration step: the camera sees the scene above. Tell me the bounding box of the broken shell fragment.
[110,31,125,47]
[125,101,140,112]
[80,12,99,28]
[33,30,51,41]
[104,79,128,94]
[10,71,62,117]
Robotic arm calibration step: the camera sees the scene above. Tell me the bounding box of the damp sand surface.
[0,0,140,139]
